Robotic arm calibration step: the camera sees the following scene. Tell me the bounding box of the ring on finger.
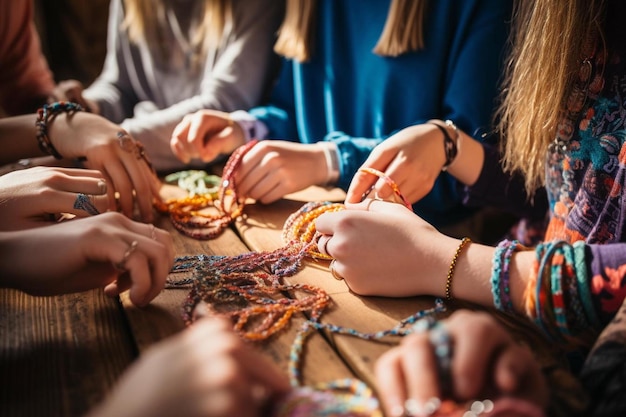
[73,193,100,215]
[329,259,344,281]
[317,235,331,257]
[148,224,157,240]
[115,240,138,272]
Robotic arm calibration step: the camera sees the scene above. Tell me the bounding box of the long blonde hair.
[274,0,427,62]
[123,0,232,62]
[498,0,605,195]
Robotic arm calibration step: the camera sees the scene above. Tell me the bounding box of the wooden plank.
[0,288,134,417]
[119,184,356,386]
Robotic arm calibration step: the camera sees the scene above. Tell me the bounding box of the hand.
[375,310,549,417]
[51,79,100,113]
[88,317,290,417]
[170,109,245,164]
[0,211,174,307]
[0,166,109,230]
[235,141,328,204]
[315,198,454,296]
[49,111,161,222]
[345,124,446,204]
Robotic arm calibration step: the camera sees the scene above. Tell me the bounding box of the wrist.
[318,142,340,186]
[427,119,459,171]
[229,110,268,142]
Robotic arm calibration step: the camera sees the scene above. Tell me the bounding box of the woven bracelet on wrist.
[429,120,459,171]
[445,237,471,301]
[35,101,84,159]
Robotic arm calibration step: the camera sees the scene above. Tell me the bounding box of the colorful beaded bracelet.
[35,101,84,159]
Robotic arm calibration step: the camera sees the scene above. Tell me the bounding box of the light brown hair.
[274,0,427,62]
[123,0,232,63]
[498,0,605,195]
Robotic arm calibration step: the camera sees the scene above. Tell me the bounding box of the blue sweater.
[250,0,512,226]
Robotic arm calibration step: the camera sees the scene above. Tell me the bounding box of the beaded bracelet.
[445,237,471,301]
[490,239,521,312]
[35,101,84,159]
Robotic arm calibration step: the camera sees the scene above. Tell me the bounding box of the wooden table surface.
[0,184,564,417]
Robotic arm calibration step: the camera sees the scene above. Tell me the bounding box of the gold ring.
[329,259,344,281]
[115,240,138,272]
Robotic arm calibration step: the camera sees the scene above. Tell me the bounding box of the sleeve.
[116,0,284,167]
[580,341,626,417]
[587,244,626,323]
[83,0,138,123]
[462,142,550,220]
[0,0,55,115]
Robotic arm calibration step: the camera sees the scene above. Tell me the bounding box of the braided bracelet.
[35,101,84,159]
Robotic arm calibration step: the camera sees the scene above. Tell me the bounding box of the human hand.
[375,310,548,417]
[48,111,161,222]
[0,166,108,230]
[0,211,174,306]
[345,124,446,204]
[88,316,290,417]
[170,109,245,164]
[234,141,329,204]
[51,79,100,114]
[315,198,454,296]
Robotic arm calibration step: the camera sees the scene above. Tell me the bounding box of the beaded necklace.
[155,140,258,239]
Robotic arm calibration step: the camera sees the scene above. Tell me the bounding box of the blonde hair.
[274,0,427,62]
[123,0,232,62]
[498,0,605,195]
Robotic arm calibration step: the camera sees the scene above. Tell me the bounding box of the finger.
[344,198,409,214]
[345,145,396,200]
[234,340,290,393]
[447,314,511,399]
[68,192,109,217]
[171,117,193,163]
[118,148,155,222]
[188,114,220,159]
[316,234,332,257]
[400,334,442,409]
[199,126,234,162]
[493,344,533,394]
[374,348,409,417]
[101,158,135,218]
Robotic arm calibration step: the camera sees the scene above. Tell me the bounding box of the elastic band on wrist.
[321,143,340,185]
[445,237,471,301]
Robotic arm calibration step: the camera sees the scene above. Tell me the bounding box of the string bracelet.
[573,241,600,328]
[490,239,523,313]
[155,140,258,239]
[358,167,412,210]
[524,240,598,344]
[427,119,459,171]
[35,101,84,159]
[444,237,471,301]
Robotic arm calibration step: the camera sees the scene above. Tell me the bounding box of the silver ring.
[148,224,157,240]
[329,259,344,281]
[317,235,330,256]
[73,193,100,215]
[115,240,138,272]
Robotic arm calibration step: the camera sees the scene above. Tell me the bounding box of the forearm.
[0,114,43,164]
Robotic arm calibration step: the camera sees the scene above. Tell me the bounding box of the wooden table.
[0,185,565,417]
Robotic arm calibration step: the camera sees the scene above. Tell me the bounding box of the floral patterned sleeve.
[587,243,626,323]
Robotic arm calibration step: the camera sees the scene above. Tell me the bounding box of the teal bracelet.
[573,241,601,328]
